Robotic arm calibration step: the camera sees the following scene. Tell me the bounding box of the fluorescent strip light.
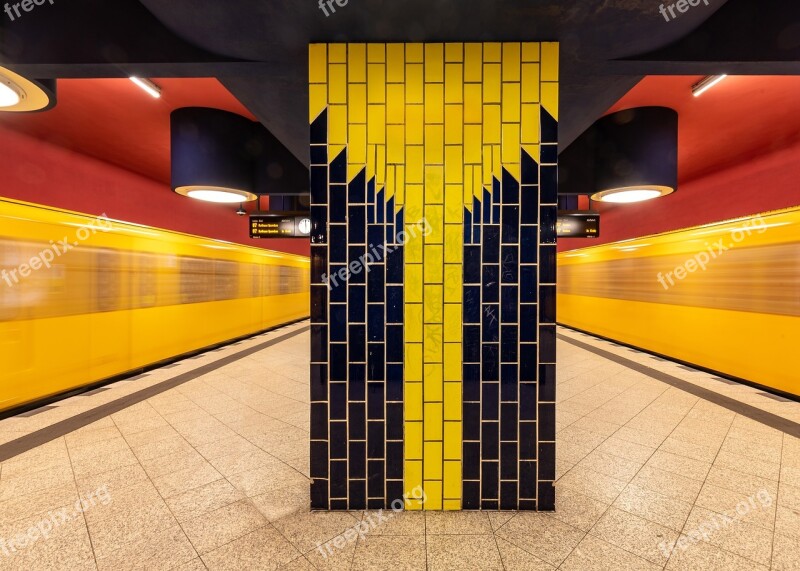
[692,75,727,97]
[129,77,162,98]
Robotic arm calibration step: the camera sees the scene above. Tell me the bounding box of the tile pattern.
[308,42,559,510]
[2,326,800,569]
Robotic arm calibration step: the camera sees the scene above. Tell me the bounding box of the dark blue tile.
[521,147,539,185]
[330,305,347,342]
[464,287,481,324]
[519,422,537,460]
[368,177,376,212]
[483,226,500,263]
[329,225,347,263]
[520,461,537,498]
[311,478,328,509]
[349,442,366,480]
[541,143,558,164]
[540,245,556,276]
[368,225,384,251]
[349,364,365,401]
[367,420,385,458]
[386,403,403,440]
[500,364,518,402]
[521,265,538,303]
[330,423,348,459]
[482,266,499,303]
[348,403,366,440]
[463,481,480,510]
[540,403,556,441]
[481,422,500,460]
[520,227,538,263]
[464,326,481,362]
[464,364,481,402]
[502,168,520,204]
[481,462,499,500]
[386,248,403,284]
[330,343,347,380]
[310,108,328,144]
[501,206,519,244]
[500,326,518,362]
[348,325,366,361]
[386,442,403,479]
[330,185,347,222]
[538,482,555,511]
[521,185,539,224]
[377,188,385,223]
[311,246,328,285]
[386,286,403,323]
[501,246,518,283]
[500,403,518,441]
[540,256,556,284]
[540,166,558,205]
[539,364,556,401]
[482,306,500,343]
[464,247,482,284]
[539,443,556,480]
[463,442,481,479]
[386,365,403,401]
[310,364,327,402]
[386,326,403,362]
[500,482,518,511]
[367,304,385,342]
[493,204,501,225]
[349,480,366,509]
[311,285,327,323]
[310,144,327,165]
[483,187,492,223]
[501,442,518,480]
[330,148,347,183]
[539,206,556,244]
[368,460,385,498]
[330,459,348,497]
[387,480,405,506]
[481,385,499,422]
[540,325,556,363]
[349,168,366,203]
[541,106,558,145]
[520,383,538,420]
[311,443,329,478]
[368,343,385,381]
[311,325,327,362]
[368,264,385,303]
[520,343,537,381]
[368,382,385,420]
[501,286,518,324]
[541,285,556,323]
[348,285,366,323]
[311,403,328,439]
[464,404,481,441]
[520,305,538,344]
[482,344,499,381]
[481,499,499,510]
[330,383,347,420]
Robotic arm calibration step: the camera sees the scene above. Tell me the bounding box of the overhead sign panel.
[250,213,312,239]
[557,210,600,238]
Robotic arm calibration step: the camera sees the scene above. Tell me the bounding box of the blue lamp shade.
[171,107,260,203]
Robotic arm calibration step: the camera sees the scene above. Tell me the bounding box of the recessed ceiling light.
[0,67,56,112]
[175,186,257,204]
[129,77,162,98]
[591,186,674,204]
[692,75,728,97]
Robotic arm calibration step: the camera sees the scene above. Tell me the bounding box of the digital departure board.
[557,210,600,238]
[250,213,312,239]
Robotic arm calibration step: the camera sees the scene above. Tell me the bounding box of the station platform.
[0,323,798,570]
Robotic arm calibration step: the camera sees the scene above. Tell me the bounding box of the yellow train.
[0,198,310,414]
[558,206,800,397]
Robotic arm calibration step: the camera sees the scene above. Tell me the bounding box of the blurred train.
[558,207,799,397]
[0,198,310,414]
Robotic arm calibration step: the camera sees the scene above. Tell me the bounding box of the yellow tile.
[348,44,366,82]
[443,266,463,303]
[406,63,424,104]
[385,165,396,201]
[444,186,463,224]
[443,499,461,511]
[483,63,501,103]
[366,143,375,181]
[387,83,405,124]
[482,145,493,185]
[502,123,521,164]
[404,308,424,344]
[328,63,347,104]
[406,385,423,424]
[406,266,423,304]
[404,42,423,62]
[444,105,463,144]
[405,420,423,459]
[463,165,475,206]
[406,228,423,263]
[405,183,424,220]
[406,105,424,144]
[502,83,521,123]
[376,145,386,186]
[405,460,423,507]
[347,123,367,163]
[407,147,424,183]
[493,145,502,181]
[387,125,405,164]
[425,124,444,165]
[445,42,464,62]
[424,43,444,82]
[347,164,364,183]
[367,104,386,144]
[484,42,501,62]
[483,105,501,144]
[505,163,521,183]
[424,422,443,451]
[367,43,385,63]
[328,44,347,63]
[444,383,463,421]
[522,144,540,164]
[328,105,347,145]
[542,82,559,121]
[444,64,463,104]
[443,460,462,496]
[424,245,444,284]
[541,42,559,81]
[425,83,444,124]
[502,43,521,81]
[309,84,327,122]
[423,287,443,323]
[464,84,482,124]
[348,84,367,123]
[387,44,405,82]
[424,325,443,362]
[444,342,462,380]
[464,43,482,82]
[443,303,462,343]
[405,343,423,381]
[396,166,406,206]
[423,481,443,510]
[522,64,540,103]
[424,364,443,401]
[464,125,482,164]
[309,45,327,83]
[424,204,444,243]
[522,42,540,62]
[522,104,540,145]
[444,147,463,184]
[424,166,444,204]
[367,63,386,103]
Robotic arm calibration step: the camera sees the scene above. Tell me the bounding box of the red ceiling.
[0,78,256,184]
[607,75,800,184]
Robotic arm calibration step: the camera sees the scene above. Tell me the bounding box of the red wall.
[559,139,800,252]
[0,126,310,257]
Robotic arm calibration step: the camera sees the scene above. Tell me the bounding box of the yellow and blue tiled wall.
[309,42,558,511]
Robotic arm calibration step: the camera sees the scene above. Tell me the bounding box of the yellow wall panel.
[502,83,521,123]
[521,64,541,103]
[328,43,347,63]
[367,43,385,63]
[348,84,367,123]
[445,105,463,144]
[425,124,444,165]
[464,84,482,124]
[406,63,424,104]
[387,83,405,124]
[406,105,424,144]
[309,44,327,83]
[367,63,386,103]
[348,44,366,82]
[445,64,464,103]
[328,64,348,104]
[502,43,521,81]
[541,42,559,81]
[425,83,444,123]
[387,44,405,82]
[522,42,540,62]
[406,421,424,459]
[445,42,464,62]
[425,44,444,82]
[483,64,501,103]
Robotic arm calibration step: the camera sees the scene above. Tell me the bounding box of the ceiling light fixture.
[0,67,57,112]
[590,186,674,204]
[692,75,728,97]
[129,77,162,99]
[175,185,258,204]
